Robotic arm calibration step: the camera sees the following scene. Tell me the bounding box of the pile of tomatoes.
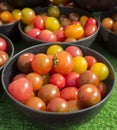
[8,44,109,112]
[23,6,98,43]
[101,13,117,33]
[0,37,9,67]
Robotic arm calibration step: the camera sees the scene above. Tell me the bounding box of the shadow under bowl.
[1,42,115,129]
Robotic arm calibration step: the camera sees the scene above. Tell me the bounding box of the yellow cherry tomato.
[12,9,22,20]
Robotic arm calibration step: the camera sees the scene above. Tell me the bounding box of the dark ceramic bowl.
[73,0,117,11]
[0,33,14,72]
[100,7,117,55]
[1,42,115,129]
[6,0,48,8]
[0,21,18,37]
[18,6,100,47]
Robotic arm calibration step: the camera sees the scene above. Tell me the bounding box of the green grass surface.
[0,36,117,130]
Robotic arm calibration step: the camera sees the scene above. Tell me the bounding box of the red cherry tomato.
[53,51,74,75]
[98,81,107,98]
[78,84,101,107]
[85,17,97,27]
[31,53,53,75]
[60,87,78,101]
[33,15,45,30]
[8,78,33,102]
[12,73,26,81]
[49,73,65,89]
[84,55,97,69]
[25,97,46,111]
[0,37,7,51]
[84,24,97,37]
[38,84,60,103]
[64,71,80,88]
[47,97,69,112]
[65,45,83,57]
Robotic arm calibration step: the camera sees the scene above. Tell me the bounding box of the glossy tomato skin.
[78,84,101,107]
[79,70,99,87]
[38,84,60,103]
[26,28,41,39]
[64,71,80,88]
[8,78,33,102]
[0,37,7,51]
[85,17,97,27]
[84,24,97,37]
[38,30,57,42]
[53,51,74,75]
[84,55,97,69]
[33,15,45,30]
[47,97,69,112]
[26,72,43,91]
[98,81,107,98]
[31,53,53,75]
[49,73,65,89]
[12,73,26,81]
[60,87,78,101]
[25,97,46,111]
[0,50,9,67]
[65,45,83,57]
[17,52,35,74]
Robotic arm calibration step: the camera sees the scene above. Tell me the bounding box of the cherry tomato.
[53,51,74,75]
[60,87,78,101]
[78,84,101,107]
[38,84,60,103]
[98,81,107,98]
[101,17,114,30]
[84,24,97,37]
[12,9,22,20]
[79,70,99,87]
[85,17,97,27]
[31,53,53,75]
[0,11,12,23]
[90,62,109,80]
[65,45,83,57]
[38,29,57,42]
[8,78,33,102]
[49,73,65,89]
[64,23,84,39]
[33,15,45,30]
[45,17,60,31]
[73,56,88,74]
[64,71,80,88]
[12,73,26,81]
[47,97,69,112]
[79,15,88,28]
[84,55,97,69]
[46,45,63,56]
[26,72,43,91]
[0,37,7,51]
[26,28,41,39]
[21,7,36,24]
[68,100,82,112]
[0,50,9,67]
[41,73,50,85]
[17,52,35,74]
[25,96,46,111]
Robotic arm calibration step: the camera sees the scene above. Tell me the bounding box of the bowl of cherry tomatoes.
[0,33,14,72]
[100,7,117,55]
[1,42,115,129]
[0,2,20,37]
[18,6,100,47]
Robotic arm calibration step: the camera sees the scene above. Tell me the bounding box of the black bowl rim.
[0,33,14,70]
[18,6,100,45]
[1,42,116,115]
[0,20,19,27]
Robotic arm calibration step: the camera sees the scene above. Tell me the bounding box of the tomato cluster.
[101,13,117,33]
[0,37,9,67]
[8,45,109,112]
[23,6,98,43]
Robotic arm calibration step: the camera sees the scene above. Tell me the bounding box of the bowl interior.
[1,43,115,128]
